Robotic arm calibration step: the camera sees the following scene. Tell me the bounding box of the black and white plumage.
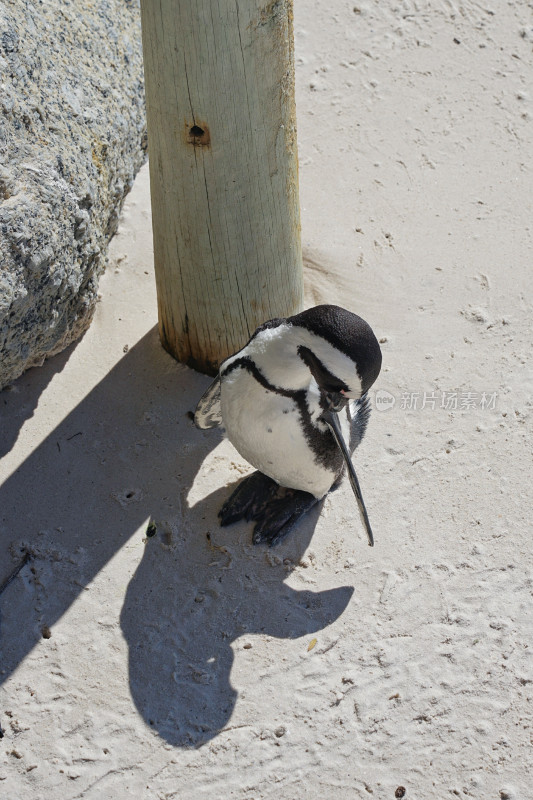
[195,305,382,546]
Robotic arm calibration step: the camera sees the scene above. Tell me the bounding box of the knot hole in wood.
[187,123,210,147]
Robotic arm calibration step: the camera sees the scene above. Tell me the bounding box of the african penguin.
[195,305,382,546]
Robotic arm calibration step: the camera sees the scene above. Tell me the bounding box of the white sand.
[1,2,532,798]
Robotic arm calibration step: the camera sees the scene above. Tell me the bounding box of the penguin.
[194,304,382,547]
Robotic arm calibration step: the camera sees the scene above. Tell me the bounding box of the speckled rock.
[0,0,146,388]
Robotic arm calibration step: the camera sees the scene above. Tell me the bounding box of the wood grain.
[140,0,304,374]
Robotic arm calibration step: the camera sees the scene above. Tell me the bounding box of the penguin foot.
[251,489,318,547]
[219,471,318,547]
[219,471,280,527]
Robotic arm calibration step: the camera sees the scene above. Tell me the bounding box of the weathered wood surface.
[140,0,304,374]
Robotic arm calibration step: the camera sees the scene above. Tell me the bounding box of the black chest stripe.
[221,357,344,474]
[221,357,294,398]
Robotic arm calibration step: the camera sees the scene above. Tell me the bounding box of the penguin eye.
[325,380,349,394]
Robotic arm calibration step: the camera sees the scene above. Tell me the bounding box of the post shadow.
[1,339,80,460]
[0,326,354,747]
[0,326,213,681]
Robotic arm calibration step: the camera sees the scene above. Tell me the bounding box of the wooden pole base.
[140,0,304,374]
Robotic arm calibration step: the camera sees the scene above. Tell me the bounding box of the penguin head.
[290,305,382,401]
[291,305,381,547]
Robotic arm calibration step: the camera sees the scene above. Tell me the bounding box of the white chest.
[220,370,337,498]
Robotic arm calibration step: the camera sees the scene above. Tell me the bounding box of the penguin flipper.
[349,393,371,452]
[194,376,222,429]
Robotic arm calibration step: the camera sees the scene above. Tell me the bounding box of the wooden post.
[140,0,304,375]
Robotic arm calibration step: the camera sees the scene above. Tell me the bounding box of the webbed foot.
[251,488,318,546]
[219,471,319,547]
[219,471,279,526]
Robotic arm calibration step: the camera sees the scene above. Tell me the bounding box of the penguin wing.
[194,376,222,429]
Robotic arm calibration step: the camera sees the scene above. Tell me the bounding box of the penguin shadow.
[120,482,354,748]
[0,325,354,749]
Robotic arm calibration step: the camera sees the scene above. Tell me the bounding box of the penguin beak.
[321,397,375,547]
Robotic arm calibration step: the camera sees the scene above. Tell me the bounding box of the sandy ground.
[1,1,532,798]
